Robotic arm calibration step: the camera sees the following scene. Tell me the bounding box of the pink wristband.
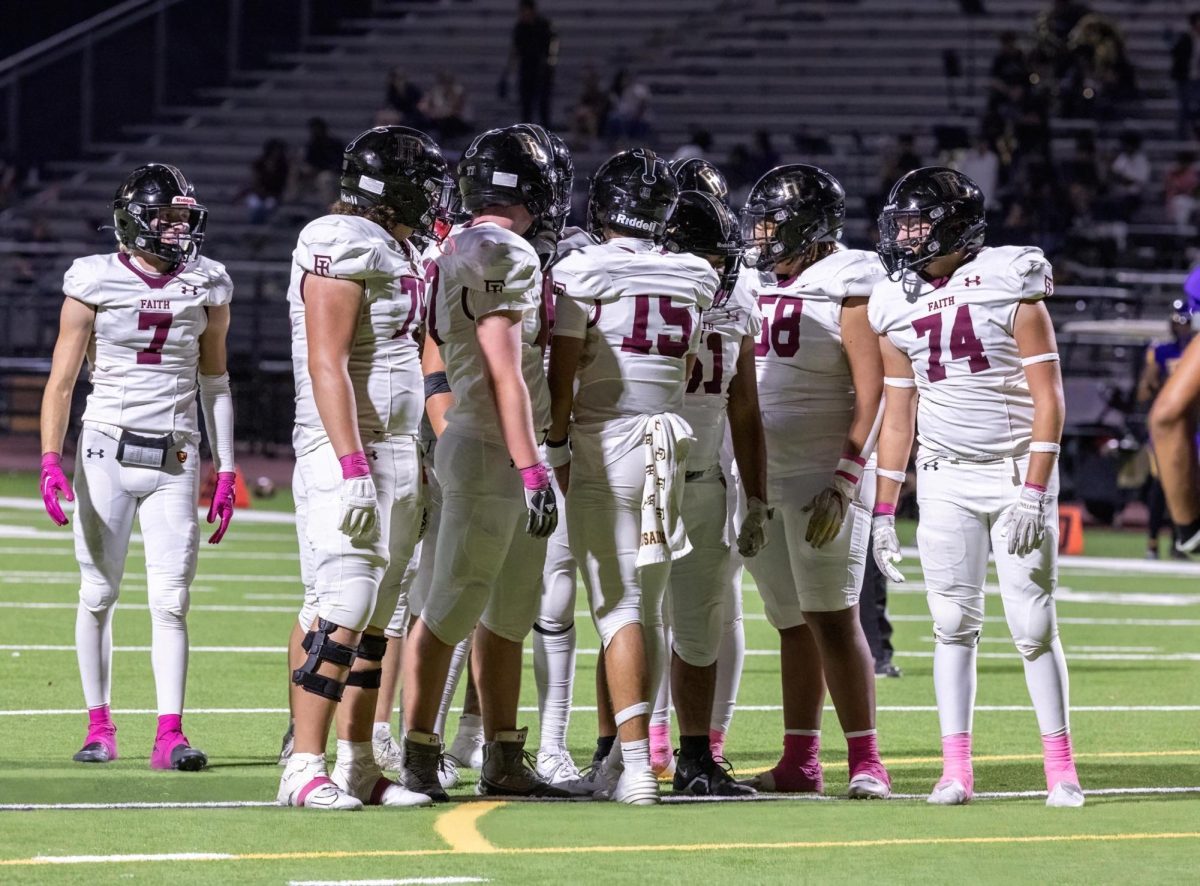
[339,451,371,479]
[519,462,550,491]
[41,452,62,468]
[1024,482,1047,493]
[873,502,896,517]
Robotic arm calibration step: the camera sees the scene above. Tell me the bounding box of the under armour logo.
[922,462,939,471]
[178,283,200,296]
[963,276,982,287]
[86,448,104,459]
[367,449,378,461]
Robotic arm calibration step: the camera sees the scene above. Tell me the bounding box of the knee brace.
[292,618,358,701]
[533,621,574,638]
[344,668,383,689]
[344,633,387,689]
[79,581,119,613]
[927,589,982,647]
[1009,597,1058,660]
[356,633,389,663]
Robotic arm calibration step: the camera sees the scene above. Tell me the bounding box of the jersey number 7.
[912,304,990,382]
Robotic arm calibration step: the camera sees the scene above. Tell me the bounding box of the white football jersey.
[680,268,763,470]
[64,251,233,439]
[752,247,887,478]
[288,214,425,456]
[552,237,719,426]
[428,221,550,443]
[869,245,1053,460]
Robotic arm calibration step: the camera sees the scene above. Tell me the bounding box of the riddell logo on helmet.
[614,212,655,232]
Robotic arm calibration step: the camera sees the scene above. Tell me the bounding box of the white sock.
[621,737,650,774]
[333,739,375,778]
[456,712,483,737]
[1021,637,1071,735]
[651,636,671,730]
[933,643,978,736]
[533,623,577,753]
[373,721,393,741]
[284,751,326,778]
[711,616,745,734]
[75,602,114,709]
[149,603,188,715]
[434,636,472,739]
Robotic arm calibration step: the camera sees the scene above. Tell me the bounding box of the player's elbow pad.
[198,372,235,473]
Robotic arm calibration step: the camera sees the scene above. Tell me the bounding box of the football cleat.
[278,754,362,811]
[927,778,971,806]
[447,726,485,770]
[151,732,207,772]
[1046,781,1086,808]
[740,762,824,794]
[614,767,661,806]
[400,732,450,803]
[333,760,432,808]
[73,724,118,764]
[477,729,571,798]
[372,728,405,773]
[536,748,598,796]
[848,762,892,800]
[673,752,756,798]
[588,755,622,801]
[277,721,295,766]
[437,754,461,790]
[874,660,903,678]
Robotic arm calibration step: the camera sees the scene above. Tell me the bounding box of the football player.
[547,150,719,804]
[660,189,767,795]
[871,167,1083,807]
[737,165,891,799]
[277,126,446,810]
[40,163,236,770]
[399,125,567,800]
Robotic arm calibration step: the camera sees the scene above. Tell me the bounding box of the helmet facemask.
[877,203,985,280]
[114,196,207,264]
[739,205,840,272]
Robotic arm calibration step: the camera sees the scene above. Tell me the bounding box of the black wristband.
[546,438,569,448]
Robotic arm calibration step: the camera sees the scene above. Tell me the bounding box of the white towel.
[636,413,693,568]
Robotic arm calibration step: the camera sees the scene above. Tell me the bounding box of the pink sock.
[708,728,726,759]
[649,723,671,753]
[780,731,820,771]
[157,713,182,739]
[1042,730,1079,789]
[846,729,884,776]
[88,704,113,729]
[941,732,974,793]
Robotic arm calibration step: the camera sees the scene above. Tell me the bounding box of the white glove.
[1003,484,1051,557]
[339,475,379,541]
[737,496,773,557]
[801,475,855,549]
[871,514,906,583]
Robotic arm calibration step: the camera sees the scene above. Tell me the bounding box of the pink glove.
[207,471,237,544]
[40,453,73,526]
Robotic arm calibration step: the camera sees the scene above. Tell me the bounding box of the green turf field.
[0,470,1198,885]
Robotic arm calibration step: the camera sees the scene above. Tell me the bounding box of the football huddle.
[37,121,1082,811]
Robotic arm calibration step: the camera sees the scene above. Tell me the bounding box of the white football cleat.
[848,773,891,800]
[927,778,971,806]
[437,753,461,790]
[1046,782,1085,808]
[333,760,432,808]
[536,748,597,796]
[447,728,484,770]
[372,729,405,773]
[614,767,660,806]
[278,754,362,811]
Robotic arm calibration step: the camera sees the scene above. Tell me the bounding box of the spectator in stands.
[1059,132,1102,223]
[1165,150,1200,228]
[244,138,290,224]
[871,134,922,221]
[570,66,610,148]
[1062,13,1135,119]
[298,118,343,207]
[671,128,713,162]
[988,31,1032,122]
[1170,13,1200,138]
[747,129,781,180]
[419,71,472,142]
[381,66,425,127]
[1109,130,1151,218]
[502,0,558,127]
[955,135,1001,219]
[605,69,651,144]
[1137,298,1195,559]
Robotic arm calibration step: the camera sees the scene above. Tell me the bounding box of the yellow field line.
[3,831,1200,867]
[434,801,505,853]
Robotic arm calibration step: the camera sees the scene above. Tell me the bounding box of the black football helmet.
[458,125,558,221]
[877,166,986,279]
[112,163,207,264]
[669,157,730,206]
[340,126,448,237]
[662,191,743,308]
[548,131,574,230]
[740,164,844,271]
[587,149,678,240]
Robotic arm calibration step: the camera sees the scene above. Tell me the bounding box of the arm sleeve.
[198,372,235,473]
